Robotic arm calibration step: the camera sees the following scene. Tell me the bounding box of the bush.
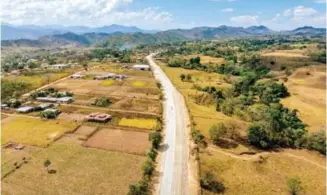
[149,131,162,149]
[247,122,273,149]
[6,99,21,108]
[142,160,154,178]
[287,177,304,195]
[168,57,186,67]
[41,110,58,119]
[209,123,227,144]
[305,131,326,155]
[146,149,157,161]
[191,130,205,144]
[200,172,225,193]
[128,180,149,195]
[93,97,111,107]
[180,74,186,81]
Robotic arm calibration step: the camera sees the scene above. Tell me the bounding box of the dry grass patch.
[84,128,151,155]
[74,125,98,137]
[1,142,145,195]
[1,116,79,147]
[119,118,157,129]
[184,55,226,66]
[132,80,146,87]
[281,65,326,132]
[200,147,326,195]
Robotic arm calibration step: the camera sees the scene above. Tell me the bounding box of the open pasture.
[1,116,79,147]
[281,65,326,132]
[1,142,145,195]
[184,54,226,66]
[84,128,151,155]
[200,146,326,195]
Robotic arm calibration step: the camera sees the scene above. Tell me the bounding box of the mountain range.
[1,23,326,49]
[1,23,157,40]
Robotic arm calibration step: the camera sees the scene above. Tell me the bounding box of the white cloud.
[221,8,234,12]
[263,5,325,30]
[0,0,173,29]
[312,0,326,3]
[230,15,258,26]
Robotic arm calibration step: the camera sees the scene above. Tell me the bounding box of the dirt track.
[147,54,198,195]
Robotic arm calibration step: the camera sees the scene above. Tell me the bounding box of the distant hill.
[2,25,325,49]
[1,23,158,40]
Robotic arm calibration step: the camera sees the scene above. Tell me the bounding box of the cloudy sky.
[1,0,326,30]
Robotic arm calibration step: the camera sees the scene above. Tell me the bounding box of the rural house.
[133,64,150,71]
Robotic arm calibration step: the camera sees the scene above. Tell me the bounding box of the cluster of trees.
[31,88,73,99]
[180,74,192,82]
[1,80,30,102]
[200,172,225,193]
[128,128,162,195]
[90,48,133,63]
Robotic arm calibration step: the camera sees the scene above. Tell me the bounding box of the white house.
[133,64,150,71]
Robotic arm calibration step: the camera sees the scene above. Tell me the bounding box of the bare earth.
[147,54,199,195]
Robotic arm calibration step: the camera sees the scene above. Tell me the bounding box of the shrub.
[128,180,149,195]
[142,160,154,178]
[247,122,273,149]
[287,177,304,195]
[180,74,186,81]
[146,149,157,161]
[6,99,21,108]
[41,110,58,119]
[191,130,205,144]
[168,57,186,67]
[305,131,326,155]
[200,172,225,193]
[93,97,111,107]
[209,123,227,144]
[149,131,162,149]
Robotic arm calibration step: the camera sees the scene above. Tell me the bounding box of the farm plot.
[184,54,226,66]
[74,125,98,137]
[111,98,162,114]
[1,142,145,195]
[1,116,79,147]
[84,128,151,155]
[118,118,158,130]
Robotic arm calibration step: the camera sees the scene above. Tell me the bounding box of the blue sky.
[1,0,326,30]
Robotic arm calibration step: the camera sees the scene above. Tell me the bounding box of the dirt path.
[147,54,198,195]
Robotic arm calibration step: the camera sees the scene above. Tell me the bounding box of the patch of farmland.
[184,55,226,66]
[118,118,157,130]
[84,128,151,155]
[74,125,98,136]
[1,116,79,147]
[111,98,162,114]
[1,142,145,195]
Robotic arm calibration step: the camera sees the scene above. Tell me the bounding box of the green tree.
[128,180,148,195]
[142,160,154,178]
[180,74,186,81]
[247,122,272,149]
[209,123,227,144]
[200,172,225,193]
[306,131,326,155]
[149,131,162,149]
[44,159,51,171]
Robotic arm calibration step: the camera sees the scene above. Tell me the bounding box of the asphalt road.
[147,53,192,195]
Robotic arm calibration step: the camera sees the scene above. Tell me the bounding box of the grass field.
[1,142,145,195]
[84,128,151,155]
[281,65,326,132]
[1,116,79,147]
[118,118,157,129]
[200,147,326,195]
[184,55,226,66]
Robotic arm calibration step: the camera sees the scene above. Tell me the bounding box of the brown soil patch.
[74,125,98,136]
[83,128,150,155]
[57,113,86,122]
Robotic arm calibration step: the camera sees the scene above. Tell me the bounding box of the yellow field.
[118,118,157,129]
[101,79,115,86]
[281,65,326,132]
[261,50,310,58]
[201,147,326,195]
[132,81,146,87]
[1,116,79,147]
[184,55,226,66]
[2,142,145,195]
